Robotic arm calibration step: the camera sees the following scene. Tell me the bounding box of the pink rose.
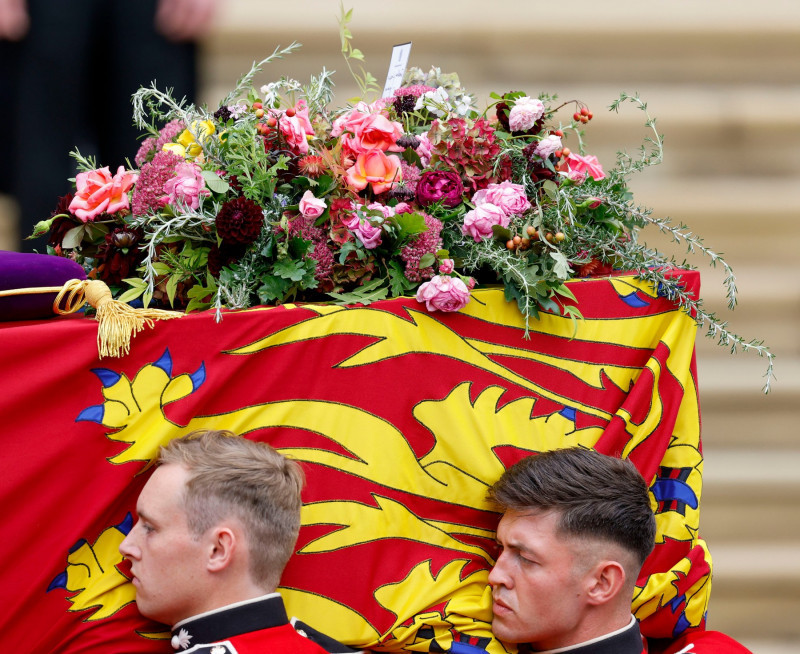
[299,190,327,219]
[415,275,471,312]
[461,202,509,242]
[330,103,371,138]
[271,100,315,155]
[344,151,402,195]
[508,96,545,132]
[565,152,605,181]
[162,161,209,210]
[438,259,454,274]
[69,166,138,222]
[416,170,464,208]
[534,134,562,159]
[472,181,531,216]
[365,201,396,219]
[342,213,382,250]
[351,114,404,153]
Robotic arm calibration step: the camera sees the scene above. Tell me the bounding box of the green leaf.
[418,253,436,269]
[492,224,512,242]
[151,262,172,276]
[542,180,559,200]
[258,276,291,303]
[550,251,572,280]
[327,278,389,305]
[393,211,428,241]
[61,225,86,249]
[201,169,230,194]
[117,279,147,304]
[273,258,308,282]
[165,274,181,306]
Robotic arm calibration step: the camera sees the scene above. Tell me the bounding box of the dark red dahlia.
[215,197,264,245]
[207,241,247,277]
[95,227,145,286]
[48,193,79,248]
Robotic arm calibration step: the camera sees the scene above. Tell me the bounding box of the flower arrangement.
[34,9,774,389]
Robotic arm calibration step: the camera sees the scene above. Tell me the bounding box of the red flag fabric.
[0,272,716,653]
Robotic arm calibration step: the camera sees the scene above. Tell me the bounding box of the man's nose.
[119,527,140,559]
[488,552,510,588]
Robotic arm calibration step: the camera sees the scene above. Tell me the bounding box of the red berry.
[267,116,277,127]
[573,112,581,122]
[285,108,296,117]
[513,235,522,246]
[554,129,564,137]
[580,106,589,116]
[587,111,593,120]
[506,239,515,250]
[252,102,263,110]
[561,147,571,157]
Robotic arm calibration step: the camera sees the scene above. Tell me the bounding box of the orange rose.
[68,166,138,222]
[344,151,402,195]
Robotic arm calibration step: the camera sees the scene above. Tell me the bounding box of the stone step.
[705,542,800,645]
[701,448,800,539]
[696,357,800,447]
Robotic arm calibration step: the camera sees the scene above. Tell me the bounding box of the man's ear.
[584,560,626,606]
[206,526,236,573]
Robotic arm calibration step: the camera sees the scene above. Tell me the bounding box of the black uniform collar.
[170,593,287,650]
[521,616,644,654]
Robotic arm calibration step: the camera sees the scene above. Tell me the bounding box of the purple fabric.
[0,251,86,321]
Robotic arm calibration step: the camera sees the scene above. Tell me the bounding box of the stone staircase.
[2,1,797,650]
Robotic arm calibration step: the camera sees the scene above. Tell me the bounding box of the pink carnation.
[508,96,545,132]
[415,275,471,312]
[472,181,531,217]
[162,161,209,210]
[462,202,509,242]
[565,152,605,181]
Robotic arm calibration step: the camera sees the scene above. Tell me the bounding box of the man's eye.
[142,523,155,533]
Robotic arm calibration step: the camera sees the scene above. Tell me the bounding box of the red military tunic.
[169,593,358,654]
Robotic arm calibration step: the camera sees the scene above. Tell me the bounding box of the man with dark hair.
[120,430,357,654]
[487,447,755,654]
[487,447,656,653]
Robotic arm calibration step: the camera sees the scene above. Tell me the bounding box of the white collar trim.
[172,591,281,630]
[535,615,637,653]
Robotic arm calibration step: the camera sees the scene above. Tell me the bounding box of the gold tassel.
[54,279,182,357]
[0,278,182,358]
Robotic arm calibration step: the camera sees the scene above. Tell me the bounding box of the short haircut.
[158,430,305,590]
[488,447,655,568]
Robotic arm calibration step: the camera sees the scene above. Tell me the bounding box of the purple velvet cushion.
[0,251,87,321]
